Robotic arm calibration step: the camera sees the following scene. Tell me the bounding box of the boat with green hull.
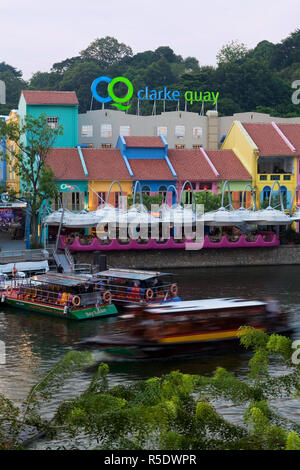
[1,272,118,320]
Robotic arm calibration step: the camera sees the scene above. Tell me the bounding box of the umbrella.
[243,206,292,225]
[204,207,245,226]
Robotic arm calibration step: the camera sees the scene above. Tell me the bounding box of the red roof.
[168,149,218,181]
[22,90,79,105]
[242,123,295,156]
[277,124,300,154]
[47,148,87,180]
[82,149,130,180]
[206,150,251,181]
[129,159,174,180]
[124,136,165,148]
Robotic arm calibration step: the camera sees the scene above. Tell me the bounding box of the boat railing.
[96,281,176,301]
[4,284,105,307]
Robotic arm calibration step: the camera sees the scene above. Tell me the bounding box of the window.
[263,186,271,202]
[101,143,112,148]
[81,125,93,137]
[72,192,80,211]
[175,125,185,137]
[157,126,167,137]
[192,144,202,149]
[54,192,63,210]
[101,124,112,138]
[47,117,59,129]
[193,127,202,139]
[199,183,212,191]
[142,186,150,196]
[120,125,130,136]
[115,192,120,208]
[159,185,167,202]
[175,144,185,149]
[98,192,106,206]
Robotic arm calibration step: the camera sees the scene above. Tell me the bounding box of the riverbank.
[74,245,300,269]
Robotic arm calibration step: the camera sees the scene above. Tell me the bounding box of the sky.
[1,0,300,80]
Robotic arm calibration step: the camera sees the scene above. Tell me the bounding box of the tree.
[0,114,63,247]
[80,36,133,67]
[0,329,300,450]
[217,40,248,65]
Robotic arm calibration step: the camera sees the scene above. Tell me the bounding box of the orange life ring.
[145,288,154,301]
[170,284,178,296]
[6,286,13,295]
[102,290,112,304]
[72,295,81,307]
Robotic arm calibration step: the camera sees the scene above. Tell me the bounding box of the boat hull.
[84,324,292,358]
[3,296,118,320]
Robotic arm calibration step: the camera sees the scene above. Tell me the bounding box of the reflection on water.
[0,265,300,445]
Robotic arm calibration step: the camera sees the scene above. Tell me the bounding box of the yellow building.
[5,110,20,194]
[222,121,300,210]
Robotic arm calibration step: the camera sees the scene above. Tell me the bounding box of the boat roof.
[96,268,173,281]
[146,298,266,314]
[30,272,94,287]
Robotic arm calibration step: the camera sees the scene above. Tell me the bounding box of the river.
[0,265,299,448]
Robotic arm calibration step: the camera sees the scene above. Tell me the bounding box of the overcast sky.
[1,0,300,80]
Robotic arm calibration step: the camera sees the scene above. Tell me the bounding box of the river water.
[0,265,300,448]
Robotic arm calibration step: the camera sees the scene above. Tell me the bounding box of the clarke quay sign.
[91,76,219,111]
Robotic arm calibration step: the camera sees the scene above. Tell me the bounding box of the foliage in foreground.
[1,328,300,450]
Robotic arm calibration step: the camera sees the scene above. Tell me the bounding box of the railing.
[65,247,74,269]
[96,281,175,301]
[7,284,104,308]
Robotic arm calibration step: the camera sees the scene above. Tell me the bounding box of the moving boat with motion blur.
[0,272,118,320]
[83,297,289,358]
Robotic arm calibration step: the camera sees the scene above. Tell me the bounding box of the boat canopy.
[31,272,94,287]
[96,268,173,281]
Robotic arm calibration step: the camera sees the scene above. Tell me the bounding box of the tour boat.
[83,298,290,357]
[0,272,118,320]
[93,268,181,309]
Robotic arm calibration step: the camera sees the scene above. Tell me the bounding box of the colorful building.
[222,121,300,209]
[5,110,20,194]
[18,90,79,148]
[0,115,7,186]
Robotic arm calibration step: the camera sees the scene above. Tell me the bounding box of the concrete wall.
[74,245,300,270]
[79,109,209,149]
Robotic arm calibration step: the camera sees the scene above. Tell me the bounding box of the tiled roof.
[47,148,87,180]
[129,159,175,180]
[22,90,79,105]
[206,150,251,181]
[82,148,130,180]
[167,149,218,181]
[242,123,295,156]
[277,124,300,154]
[124,136,165,148]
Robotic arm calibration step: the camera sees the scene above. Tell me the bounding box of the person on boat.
[12,264,17,278]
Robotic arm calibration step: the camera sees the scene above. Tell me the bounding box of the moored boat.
[0,272,118,320]
[83,298,290,357]
[93,268,180,309]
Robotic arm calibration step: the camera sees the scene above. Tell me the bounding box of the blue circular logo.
[91,76,112,103]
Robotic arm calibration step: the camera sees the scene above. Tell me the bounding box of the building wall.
[79,109,208,149]
[88,180,133,211]
[18,94,78,148]
[79,108,300,151]
[0,116,7,184]
[5,110,20,193]
[54,180,88,212]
